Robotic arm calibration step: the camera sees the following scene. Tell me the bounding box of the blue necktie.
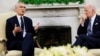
[87,19,92,36]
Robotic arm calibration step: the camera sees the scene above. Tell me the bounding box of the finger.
[16,26,21,29]
[17,27,22,31]
[83,15,87,19]
[15,24,17,27]
[37,22,39,25]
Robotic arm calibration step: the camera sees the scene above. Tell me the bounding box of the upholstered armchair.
[0,12,42,56]
[0,12,16,56]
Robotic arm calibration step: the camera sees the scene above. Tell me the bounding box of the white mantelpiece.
[26,4,84,9]
[25,5,84,44]
[25,4,84,17]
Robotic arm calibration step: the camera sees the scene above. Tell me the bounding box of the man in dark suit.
[73,4,100,49]
[6,2,39,56]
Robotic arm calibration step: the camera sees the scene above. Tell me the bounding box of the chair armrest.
[0,38,7,56]
[0,38,7,43]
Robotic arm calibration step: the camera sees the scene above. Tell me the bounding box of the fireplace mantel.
[25,4,84,18]
[26,4,84,10]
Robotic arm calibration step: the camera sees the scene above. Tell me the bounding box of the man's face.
[84,6,94,18]
[15,3,26,16]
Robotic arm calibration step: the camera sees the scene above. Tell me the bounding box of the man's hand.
[34,23,40,31]
[80,15,87,26]
[13,24,22,34]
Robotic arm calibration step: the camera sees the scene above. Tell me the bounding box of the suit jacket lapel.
[92,15,99,31]
[14,16,20,27]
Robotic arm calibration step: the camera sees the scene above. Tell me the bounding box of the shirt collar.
[16,15,24,26]
[91,14,96,21]
[16,14,24,19]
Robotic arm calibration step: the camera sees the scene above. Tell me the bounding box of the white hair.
[84,4,96,11]
[15,2,25,9]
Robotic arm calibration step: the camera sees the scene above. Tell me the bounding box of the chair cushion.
[89,49,100,56]
[6,50,22,56]
[6,48,43,56]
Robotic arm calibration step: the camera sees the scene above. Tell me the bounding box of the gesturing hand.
[34,23,40,31]
[13,24,22,34]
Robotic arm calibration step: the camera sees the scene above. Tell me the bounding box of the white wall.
[85,0,100,9]
[0,0,18,13]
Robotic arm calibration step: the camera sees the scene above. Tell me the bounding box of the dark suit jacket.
[6,15,36,50]
[77,15,100,38]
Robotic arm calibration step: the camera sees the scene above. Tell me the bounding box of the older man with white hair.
[73,4,100,49]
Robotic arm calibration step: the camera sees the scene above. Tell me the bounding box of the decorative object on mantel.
[38,44,94,56]
[19,0,84,5]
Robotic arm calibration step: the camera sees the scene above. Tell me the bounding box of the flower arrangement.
[38,44,94,56]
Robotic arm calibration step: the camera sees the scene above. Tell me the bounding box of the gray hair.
[15,2,25,9]
[84,4,96,11]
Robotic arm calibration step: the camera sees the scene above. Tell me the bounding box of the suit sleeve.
[6,19,15,40]
[30,19,37,36]
[77,19,89,35]
[77,24,87,35]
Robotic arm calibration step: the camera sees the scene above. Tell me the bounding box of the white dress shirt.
[90,14,96,32]
[16,15,26,37]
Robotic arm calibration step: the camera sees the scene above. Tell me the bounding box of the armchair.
[0,12,16,56]
[0,12,42,56]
